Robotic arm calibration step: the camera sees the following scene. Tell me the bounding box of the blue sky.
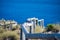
[0,0,60,26]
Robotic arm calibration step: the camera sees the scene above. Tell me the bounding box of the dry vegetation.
[26,25,45,33]
[35,25,45,33]
[0,24,20,40]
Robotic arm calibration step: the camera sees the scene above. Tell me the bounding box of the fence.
[20,25,60,40]
[20,18,60,40]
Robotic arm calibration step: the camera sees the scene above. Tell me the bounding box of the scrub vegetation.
[0,25,20,40]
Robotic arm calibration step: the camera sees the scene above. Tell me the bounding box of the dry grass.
[52,24,60,30]
[26,25,45,33]
[35,26,45,33]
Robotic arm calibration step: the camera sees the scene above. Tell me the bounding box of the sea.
[0,0,60,26]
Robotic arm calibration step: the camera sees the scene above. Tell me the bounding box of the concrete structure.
[21,17,60,40]
[21,24,60,40]
[20,17,45,40]
[27,17,38,26]
[0,18,6,25]
[23,22,33,33]
[27,17,44,27]
[38,19,44,28]
[0,19,18,30]
[27,17,44,33]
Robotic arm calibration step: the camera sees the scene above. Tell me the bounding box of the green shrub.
[46,24,54,31]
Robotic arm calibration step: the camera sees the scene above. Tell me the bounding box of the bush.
[46,24,60,33]
[12,26,17,31]
[53,24,60,31]
[0,33,3,40]
[46,24,54,31]
[12,25,20,31]
[2,31,19,40]
[35,26,44,33]
[0,28,5,33]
